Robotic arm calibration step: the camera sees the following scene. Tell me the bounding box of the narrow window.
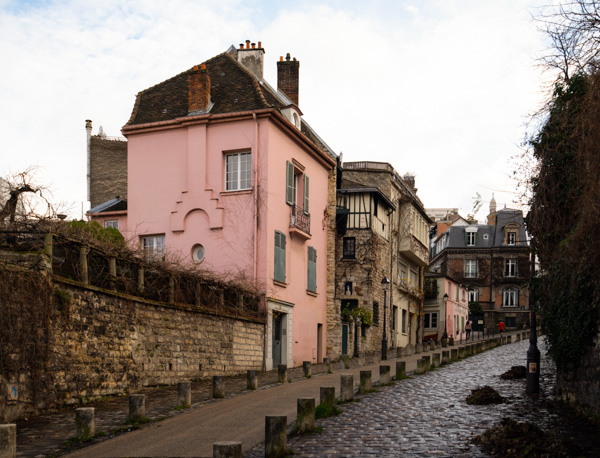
[402,309,407,333]
[274,231,286,283]
[502,288,519,307]
[373,301,380,327]
[307,246,317,292]
[304,174,310,214]
[286,161,295,205]
[505,259,517,277]
[466,231,476,246]
[465,260,477,277]
[342,237,355,259]
[507,231,516,245]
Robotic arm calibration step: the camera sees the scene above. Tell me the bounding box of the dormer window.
[465,226,478,246]
[507,231,516,245]
[281,106,302,130]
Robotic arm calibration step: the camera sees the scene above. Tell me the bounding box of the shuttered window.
[274,231,286,283]
[307,246,317,292]
[286,161,295,205]
[304,175,310,214]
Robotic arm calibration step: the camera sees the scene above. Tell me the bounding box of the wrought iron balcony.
[290,204,310,237]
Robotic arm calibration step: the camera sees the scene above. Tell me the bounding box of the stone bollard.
[442,350,450,364]
[178,381,192,408]
[296,398,315,433]
[422,355,431,370]
[522,332,527,340]
[247,370,258,390]
[467,344,474,356]
[76,407,95,441]
[396,347,404,358]
[324,357,332,373]
[340,355,350,369]
[429,342,435,351]
[265,415,287,458]
[214,441,242,458]
[432,353,441,368]
[451,349,459,362]
[303,361,312,378]
[359,370,372,393]
[129,394,146,422]
[449,337,455,346]
[507,335,512,344]
[320,387,335,407]
[516,334,521,342]
[396,361,406,379]
[340,374,354,402]
[358,353,366,367]
[415,343,423,354]
[415,358,427,375]
[380,365,391,384]
[441,338,448,348]
[435,341,442,350]
[278,365,287,383]
[213,376,225,399]
[0,424,16,458]
[458,347,466,359]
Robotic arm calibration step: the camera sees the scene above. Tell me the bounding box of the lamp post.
[526,237,540,395]
[442,293,449,343]
[381,277,390,360]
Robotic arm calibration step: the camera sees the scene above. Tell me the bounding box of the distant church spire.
[489,193,497,214]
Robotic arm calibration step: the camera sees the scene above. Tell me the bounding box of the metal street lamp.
[381,277,390,360]
[442,293,449,344]
[526,237,540,395]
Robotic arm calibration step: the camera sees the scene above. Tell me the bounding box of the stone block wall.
[89,135,127,208]
[0,274,265,423]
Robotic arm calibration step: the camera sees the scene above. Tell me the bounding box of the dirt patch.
[466,386,504,405]
[473,417,580,457]
[500,365,526,380]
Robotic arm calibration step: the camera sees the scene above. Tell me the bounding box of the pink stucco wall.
[444,278,469,341]
[122,114,333,368]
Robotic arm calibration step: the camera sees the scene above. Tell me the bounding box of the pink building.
[89,41,337,369]
[424,273,469,342]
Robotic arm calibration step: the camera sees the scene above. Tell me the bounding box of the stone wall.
[0,271,265,423]
[326,167,340,358]
[89,135,127,208]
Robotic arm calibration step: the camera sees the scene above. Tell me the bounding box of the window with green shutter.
[286,161,295,205]
[307,246,316,292]
[274,231,286,283]
[304,175,309,214]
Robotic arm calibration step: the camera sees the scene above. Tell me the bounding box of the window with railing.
[290,204,310,234]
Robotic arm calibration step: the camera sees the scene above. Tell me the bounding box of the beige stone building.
[329,161,430,359]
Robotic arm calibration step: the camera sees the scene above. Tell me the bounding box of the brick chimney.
[237,39,265,80]
[277,53,299,106]
[188,64,212,114]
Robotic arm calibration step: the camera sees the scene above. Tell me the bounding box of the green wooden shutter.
[304,174,309,214]
[275,231,286,283]
[286,161,294,205]
[307,246,316,292]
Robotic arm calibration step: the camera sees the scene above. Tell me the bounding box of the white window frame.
[225,151,251,191]
[424,312,438,329]
[507,231,516,245]
[141,235,165,260]
[105,220,119,229]
[468,288,479,302]
[464,260,477,278]
[466,231,476,246]
[505,258,517,277]
[502,288,519,307]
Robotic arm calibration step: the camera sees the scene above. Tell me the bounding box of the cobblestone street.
[247,339,600,457]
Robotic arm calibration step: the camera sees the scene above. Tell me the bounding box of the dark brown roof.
[127,51,283,126]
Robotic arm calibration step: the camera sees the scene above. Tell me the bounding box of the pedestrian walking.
[497,320,505,336]
[465,320,472,340]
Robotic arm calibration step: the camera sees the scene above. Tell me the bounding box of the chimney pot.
[239,43,244,49]
[258,41,262,48]
[251,42,256,48]
[280,56,283,61]
[285,53,291,61]
[200,63,206,70]
[246,39,250,49]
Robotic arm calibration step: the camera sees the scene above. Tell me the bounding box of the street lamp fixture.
[442,293,449,343]
[381,277,390,360]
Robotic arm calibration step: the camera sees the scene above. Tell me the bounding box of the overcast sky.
[0,0,551,221]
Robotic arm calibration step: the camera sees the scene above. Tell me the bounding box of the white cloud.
[0,0,549,221]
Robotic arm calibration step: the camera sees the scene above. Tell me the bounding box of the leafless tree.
[0,167,54,223]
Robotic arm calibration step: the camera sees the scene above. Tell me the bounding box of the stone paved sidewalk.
[245,339,600,457]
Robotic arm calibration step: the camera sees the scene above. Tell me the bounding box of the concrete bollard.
[359,370,372,393]
[422,355,431,370]
[429,342,435,351]
[449,337,455,347]
[415,358,427,375]
[436,341,442,349]
[458,347,466,359]
[380,365,391,384]
[340,355,350,369]
[507,335,512,344]
[296,398,315,433]
[415,343,423,354]
[358,353,366,367]
[129,394,146,422]
[303,361,311,378]
[522,332,527,340]
[213,376,225,399]
[265,415,287,458]
[396,361,406,379]
[278,365,287,383]
[441,339,448,348]
[516,334,521,342]
[324,357,332,373]
[178,381,192,407]
[442,350,450,364]
[320,386,335,407]
[247,370,258,390]
[432,353,441,368]
[213,441,242,458]
[0,424,16,458]
[340,374,354,402]
[451,349,459,362]
[76,407,95,441]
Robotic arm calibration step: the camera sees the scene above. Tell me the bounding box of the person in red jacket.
[498,320,505,336]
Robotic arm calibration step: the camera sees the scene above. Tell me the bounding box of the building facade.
[424,273,469,342]
[89,41,338,369]
[429,197,530,332]
[330,162,431,359]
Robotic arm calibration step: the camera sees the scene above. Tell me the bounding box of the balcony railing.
[290,205,310,235]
